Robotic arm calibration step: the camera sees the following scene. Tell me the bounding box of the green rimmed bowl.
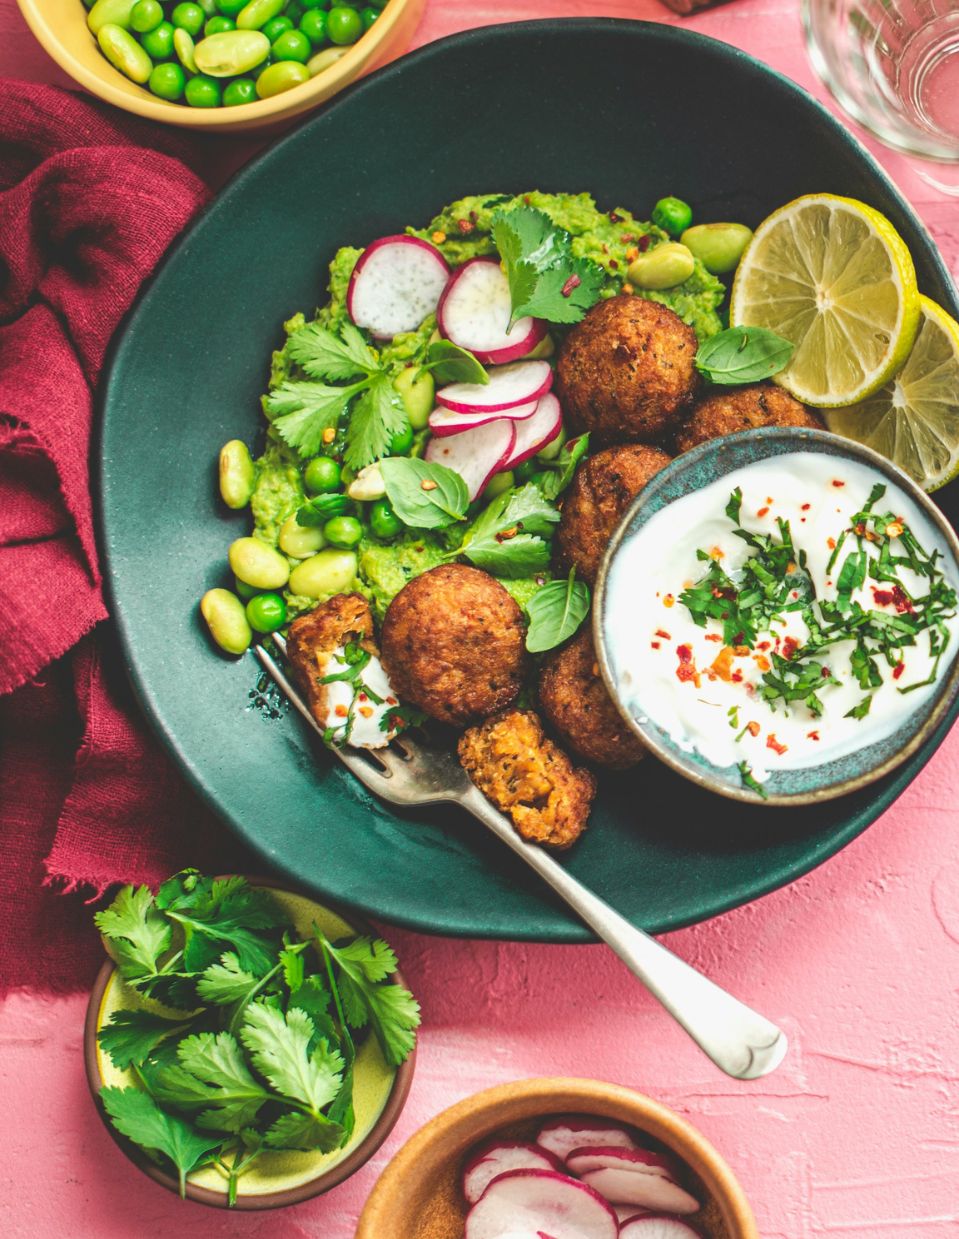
[594,428,959,806]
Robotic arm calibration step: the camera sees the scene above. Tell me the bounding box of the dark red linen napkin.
[0,81,247,994]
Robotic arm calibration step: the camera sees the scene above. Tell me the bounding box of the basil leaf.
[695,326,794,386]
[525,570,590,653]
[379,457,469,529]
[464,534,551,578]
[537,433,590,501]
[296,493,350,528]
[424,340,489,386]
[458,483,559,578]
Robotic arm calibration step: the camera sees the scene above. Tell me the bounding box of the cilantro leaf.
[344,372,408,471]
[845,694,874,720]
[321,935,421,1067]
[97,1010,190,1070]
[156,873,284,976]
[738,762,769,800]
[536,433,590,501]
[195,953,258,1006]
[262,1111,346,1153]
[492,206,604,327]
[423,339,489,385]
[267,378,367,458]
[100,1086,222,1197]
[327,936,398,983]
[279,945,305,994]
[176,1032,270,1134]
[95,885,172,984]
[286,321,377,381]
[240,1001,344,1114]
[525,570,591,653]
[379,456,469,529]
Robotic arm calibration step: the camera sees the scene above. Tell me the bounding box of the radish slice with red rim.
[504,393,563,468]
[347,236,450,339]
[536,1118,641,1162]
[465,1168,618,1239]
[463,1142,564,1205]
[428,400,538,437]
[566,1147,680,1182]
[618,1217,701,1238]
[437,359,553,414]
[578,1167,699,1215]
[424,418,515,501]
[615,1206,651,1224]
[437,257,546,364]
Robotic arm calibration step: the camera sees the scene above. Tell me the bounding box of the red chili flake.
[872,585,914,614]
[637,234,652,252]
[757,506,770,517]
[758,640,771,651]
[854,522,867,536]
[753,653,771,672]
[801,503,811,511]
[705,633,722,643]
[655,629,671,639]
[766,733,788,755]
[800,518,807,523]
[495,526,519,542]
[601,243,609,254]
[766,497,773,504]
[609,259,619,270]
[620,232,635,242]
[358,706,374,719]
[782,637,800,661]
[609,210,621,222]
[746,721,760,737]
[710,646,736,682]
[523,194,532,205]
[561,273,582,297]
[807,730,820,741]
[358,692,368,703]
[732,631,746,646]
[821,666,832,678]
[892,662,906,680]
[663,594,675,608]
[334,705,349,719]
[733,645,750,657]
[675,644,701,686]
[651,641,661,649]
[827,536,836,549]
[414,544,425,553]
[732,669,744,683]
[456,218,474,234]
[386,696,398,706]
[832,479,845,488]
[791,590,799,600]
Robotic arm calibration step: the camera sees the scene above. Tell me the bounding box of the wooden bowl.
[16,0,425,132]
[356,1077,758,1238]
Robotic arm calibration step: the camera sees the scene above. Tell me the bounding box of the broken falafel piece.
[675,383,823,453]
[458,709,596,849]
[286,592,377,728]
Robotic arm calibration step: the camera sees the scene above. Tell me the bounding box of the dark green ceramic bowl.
[594,428,959,806]
[98,19,959,942]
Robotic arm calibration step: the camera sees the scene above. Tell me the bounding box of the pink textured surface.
[2,1,959,1236]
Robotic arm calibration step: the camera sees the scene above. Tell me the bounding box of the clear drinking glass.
[804,0,959,185]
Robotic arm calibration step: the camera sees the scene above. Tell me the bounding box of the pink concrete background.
[2,1,959,1235]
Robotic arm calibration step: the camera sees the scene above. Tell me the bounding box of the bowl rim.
[355,1076,759,1238]
[593,427,959,806]
[83,875,416,1210]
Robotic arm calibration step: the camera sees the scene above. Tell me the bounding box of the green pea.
[236,0,283,28]
[651,196,693,238]
[512,458,538,484]
[262,14,293,39]
[393,367,434,430]
[323,515,363,548]
[680,222,754,276]
[229,536,290,589]
[369,500,402,540]
[218,440,255,508]
[98,25,154,83]
[360,6,377,30]
[223,76,258,104]
[130,0,163,32]
[389,417,414,456]
[278,513,326,558]
[285,0,304,19]
[185,74,222,105]
[289,549,357,598]
[235,575,259,600]
[255,59,310,95]
[306,45,346,75]
[327,5,362,44]
[535,424,566,462]
[87,0,138,35]
[194,29,270,73]
[205,15,235,33]
[141,19,175,57]
[201,589,252,655]
[172,1,204,33]
[299,0,326,7]
[173,26,197,68]
[299,8,327,43]
[481,470,515,500]
[246,591,287,633]
[215,0,247,13]
[148,61,186,98]
[304,456,342,493]
[626,242,696,290]
[271,28,311,60]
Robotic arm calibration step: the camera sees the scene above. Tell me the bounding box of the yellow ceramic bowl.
[84,880,415,1209]
[357,1077,758,1239]
[16,0,425,132]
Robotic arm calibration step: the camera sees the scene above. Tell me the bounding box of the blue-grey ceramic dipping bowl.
[594,428,959,805]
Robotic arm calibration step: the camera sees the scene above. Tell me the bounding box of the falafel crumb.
[457,709,595,850]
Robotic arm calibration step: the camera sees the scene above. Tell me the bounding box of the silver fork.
[256,635,787,1080]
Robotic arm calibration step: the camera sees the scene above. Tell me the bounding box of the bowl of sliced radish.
[355,1078,757,1239]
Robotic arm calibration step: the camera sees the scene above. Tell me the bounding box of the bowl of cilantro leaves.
[83,869,418,1209]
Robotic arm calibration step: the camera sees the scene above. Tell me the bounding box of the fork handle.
[461,785,787,1081]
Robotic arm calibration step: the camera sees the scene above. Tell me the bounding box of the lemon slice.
[730,193,920,406]
[824,296,959,491]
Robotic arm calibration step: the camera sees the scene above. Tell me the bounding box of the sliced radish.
[537,1119,640,1163]
[463,1142,564,1205]
[615,1206,651,1224]
[466,1169,618,1239]
[504,393,563,468]
[566,1147,680,1182]
[437,359,553,414]
[428,400,538,437]
[437,257,546,363]
[424,418,515,501]
[618,1218,700,1238]
[579,1168,699,1216]
[347,235,450,339]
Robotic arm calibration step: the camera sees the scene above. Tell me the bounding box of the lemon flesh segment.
[730,193,920,407]
[825,296,959,492]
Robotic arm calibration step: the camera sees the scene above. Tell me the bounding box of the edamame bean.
[236,0,283,29]
[185,74,222,106]
[98,25,153,84]
[235,575,259,600]
[651,196,693,238]
[523,333,555,360]
[130,0,163,32]
[229,536,290,589]
[149,61,186,99]
[323,515,363,548]
[304,455,341,493]
[307,46,347,75]
[246,592,287,633]
[393,367,433,430]
[482,471,515,500]
[255,59,310,96]
[369,499,401,540]
[347,462,385,501]
[172,1,205,34]
[87,0,138,35]
[194,29,270,74]
[327,5,362,44]
[289,549,358,598]
[535,425,566,462]
[219,440,255,509]
[278,513,326,558]
[201,588,252,655]
[626,242,695,290]
[271,28,311,61]
[223,77,257,105]
[142,20,174,57]
[680,222,754,276]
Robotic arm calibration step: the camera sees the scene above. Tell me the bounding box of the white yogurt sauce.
[604,453,959,780]
[322,645,399,749]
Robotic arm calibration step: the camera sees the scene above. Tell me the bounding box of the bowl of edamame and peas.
[16,0,425,130]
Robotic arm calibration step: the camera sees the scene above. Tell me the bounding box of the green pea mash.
[250,191,725,617]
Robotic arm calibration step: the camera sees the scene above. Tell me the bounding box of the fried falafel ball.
[287,593,377,728]
[555,443,672,586]
[458,709,596,849]
[556,295,700,444]
[380,564,527,726]
[538,626,645,769]
[675,383,823,453]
